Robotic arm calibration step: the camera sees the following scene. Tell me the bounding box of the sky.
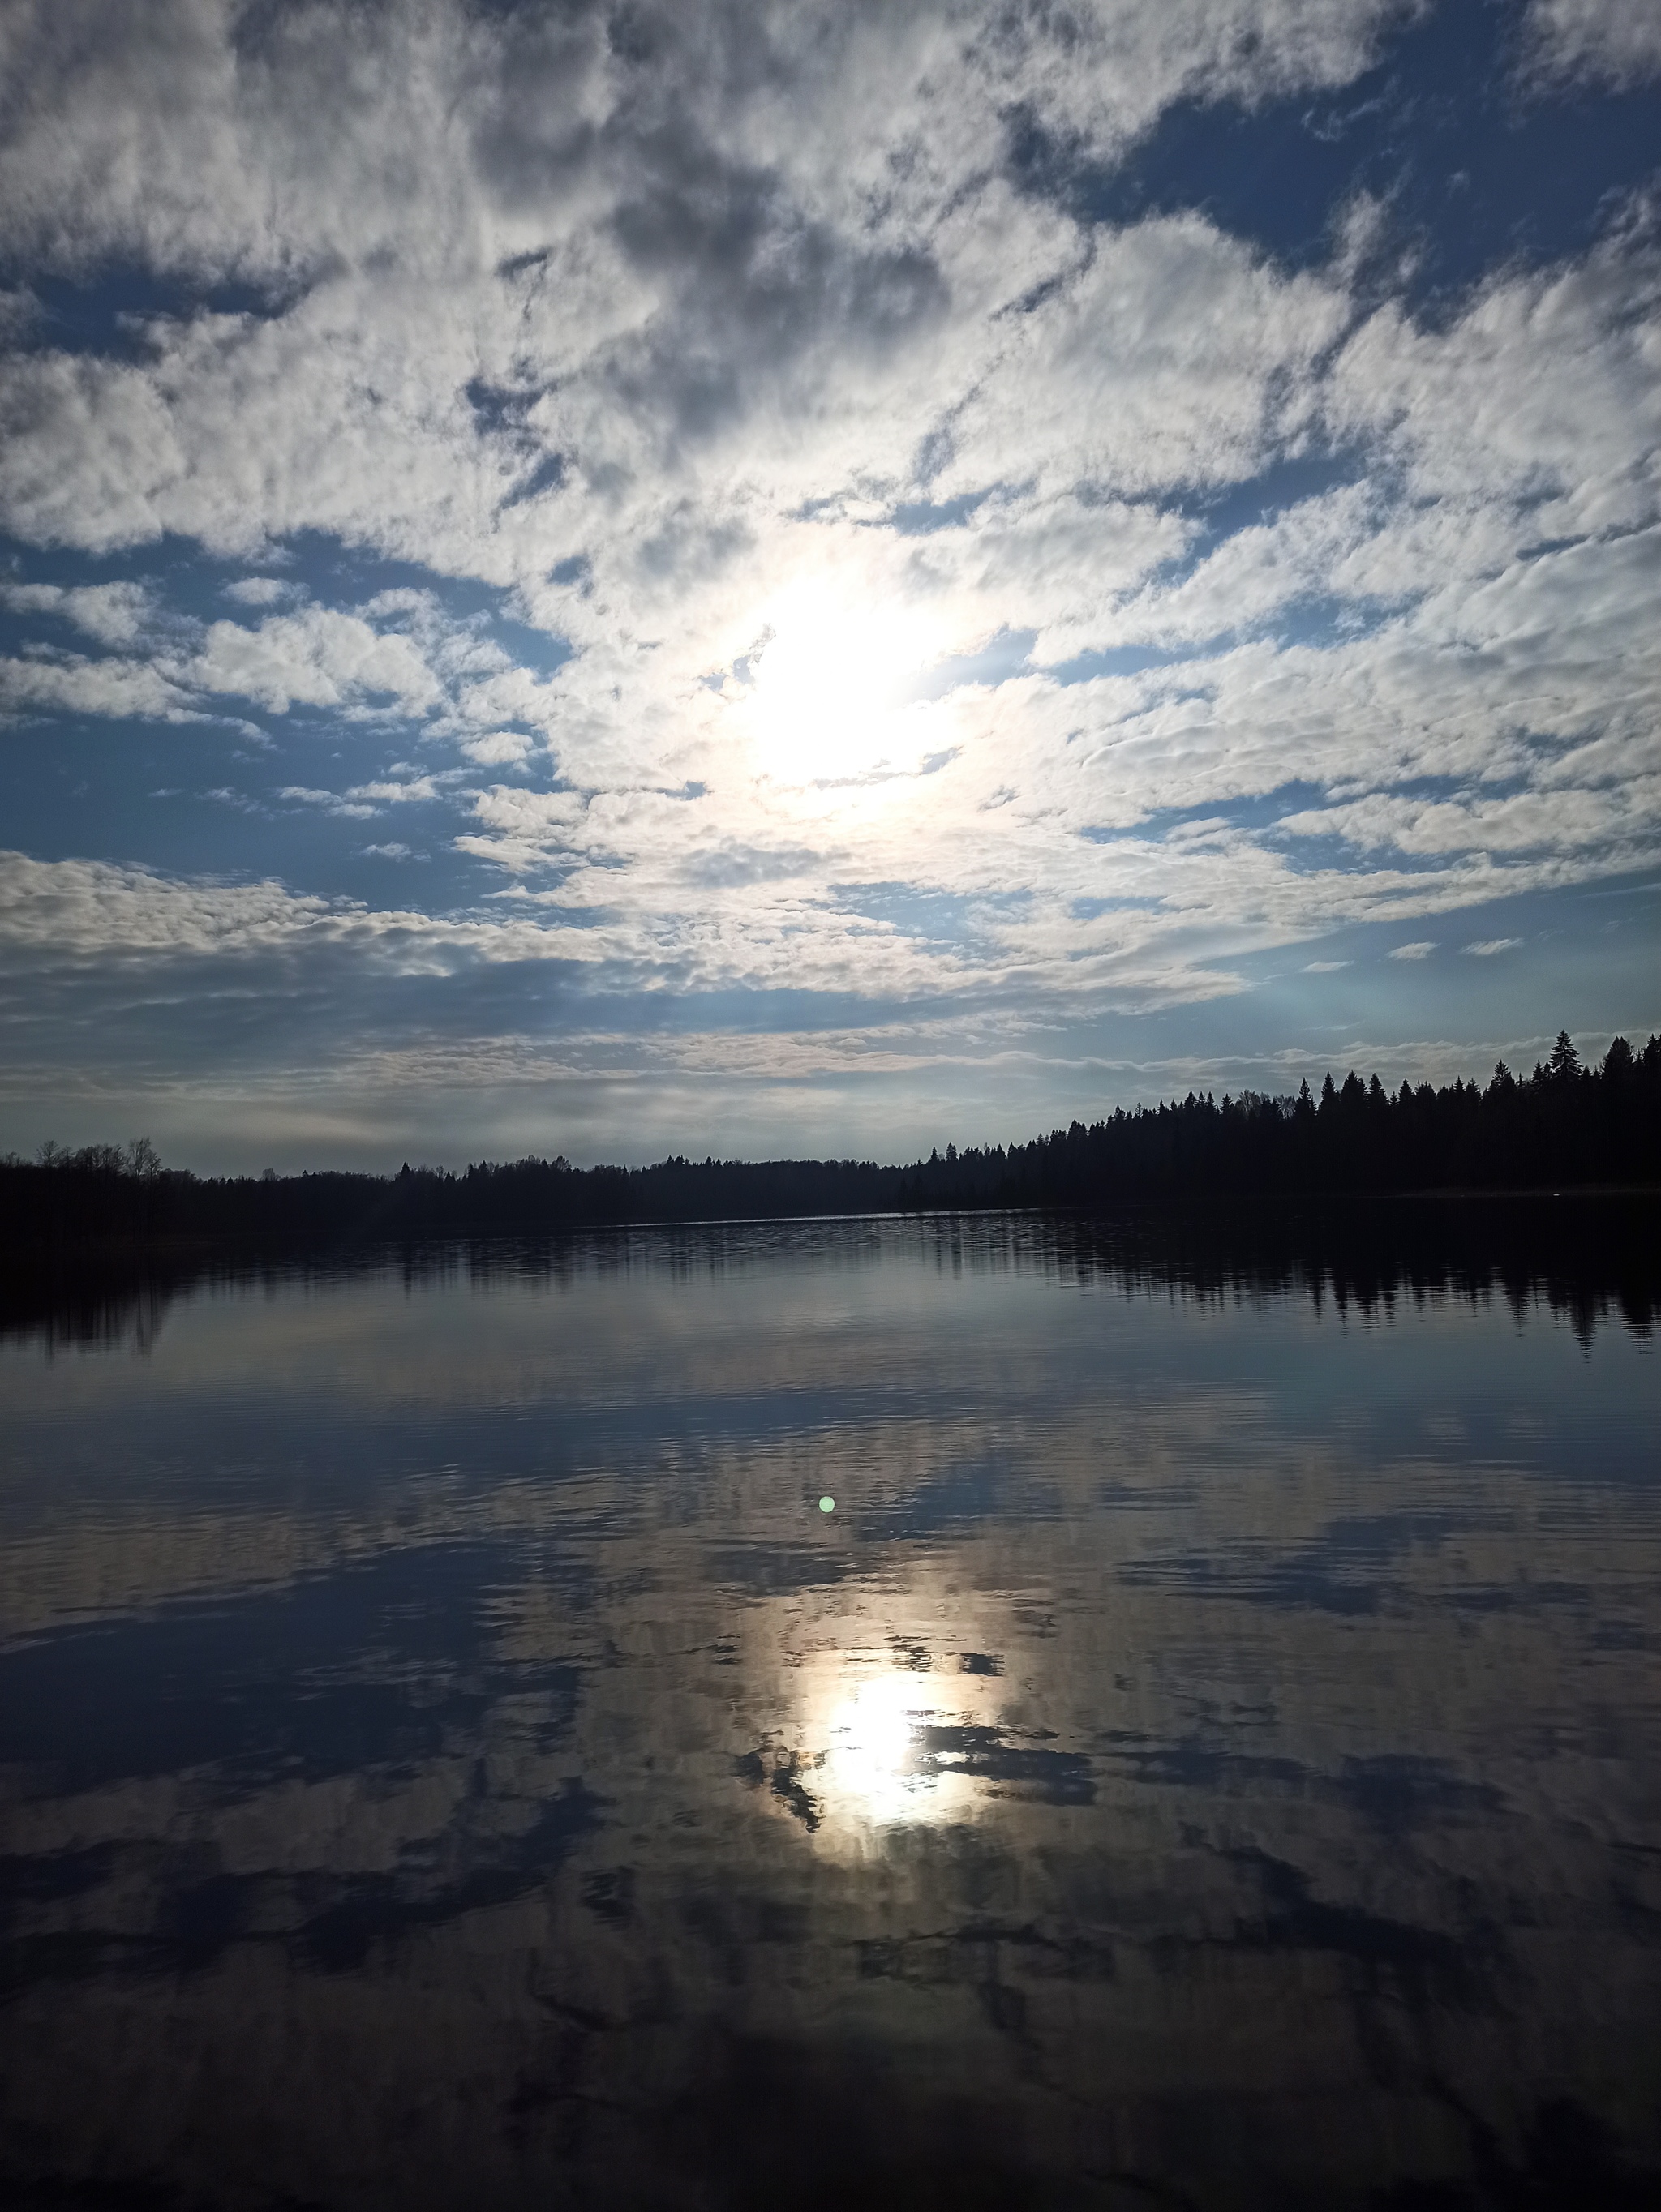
[2,0,1659,1172]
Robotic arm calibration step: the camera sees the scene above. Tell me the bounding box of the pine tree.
[1549,1031,1582,1080]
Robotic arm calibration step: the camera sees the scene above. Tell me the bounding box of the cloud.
[1523,0,1661,88]
[0,846,343,958]
[0,2,1407,279]
[278,786,379,819]
[0,578,156,645]
[346,778,444,804]
[1388,941,1436,960]
[0,2,1657,1157]
[934,217,1350,510]
[184,607,445,717]
[460,730,534,766]
[224,576,302,607]
[1463,937,1522,956]
[0,648,189,721]
[1303,959,1350,972]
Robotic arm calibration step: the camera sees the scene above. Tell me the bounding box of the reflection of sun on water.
[826,1671,928,1824]
[808,1665,979,1837]
[747,1576,1017,1848]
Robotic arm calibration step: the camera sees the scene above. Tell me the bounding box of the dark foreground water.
[2,1208,1659,2210]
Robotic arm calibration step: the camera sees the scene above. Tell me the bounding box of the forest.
[3,1029,1657,1248]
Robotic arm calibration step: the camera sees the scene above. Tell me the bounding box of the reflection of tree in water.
[2,1215,1659,2207]
[5,1197,1656,1357]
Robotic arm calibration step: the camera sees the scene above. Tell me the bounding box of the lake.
[2,1207,1658,2210]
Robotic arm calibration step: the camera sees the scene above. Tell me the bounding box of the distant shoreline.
[6,1028,1658,1250]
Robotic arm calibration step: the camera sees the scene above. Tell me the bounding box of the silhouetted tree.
[4,1027,1658,1247]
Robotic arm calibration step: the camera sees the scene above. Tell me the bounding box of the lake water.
[2,1210,1659,2210]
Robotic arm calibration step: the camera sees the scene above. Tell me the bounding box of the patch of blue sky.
[27,954,613,1087]
[1044,641,1200,686]
[1032,474,1405,689]
[907,628,1037,701]
[1229,870,1661,1057]
[5,268,300,361]
[1024,0,1661,307]
[1046,592,1398,688]
[0,526,589,912]
[886,490,994,536]
[1285,766,1529,812]
[1167,453,1378,555]
[461,376,545,435]
[484,611,573,677]
[268,530,573,652]
[829,881,987,947]
[1271,589,1396,646]
[368,958,598,1033]
[1,529,576,669]
[0,530,239,619]
[0,709,494,910]
[1270,838,1452,885]
[1081,782,1333,846]
[1006,881,1659,1099]
[497,454,568,511]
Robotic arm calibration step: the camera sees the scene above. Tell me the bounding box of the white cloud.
[0,649,188,721]
[1388,941,1436,959]
[183,607,445,717]
[223,576,301,607]
[1524,0,1661,88]
[0,579,157,645]
[278,785,378,819]
[0,846,341,958]
[936,217,1349,508]
[346,778,443,804]
[0,0,1655,1129]
[1463,937,1522,956]
[460,730,534,766]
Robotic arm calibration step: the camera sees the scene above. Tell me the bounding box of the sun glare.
[817,1667,976,1830]
[741,582,934,782]
[825,1671,928,1821]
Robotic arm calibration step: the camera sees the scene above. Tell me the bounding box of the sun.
[739,581,935,783]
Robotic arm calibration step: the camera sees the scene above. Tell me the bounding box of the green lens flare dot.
[818,1495,835,1513]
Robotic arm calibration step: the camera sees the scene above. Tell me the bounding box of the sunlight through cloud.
[740,581,942,784]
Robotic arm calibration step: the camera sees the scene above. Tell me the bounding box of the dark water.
[2,1210,1659,2210]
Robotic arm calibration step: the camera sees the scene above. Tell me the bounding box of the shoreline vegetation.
[3,1031,1658,1250]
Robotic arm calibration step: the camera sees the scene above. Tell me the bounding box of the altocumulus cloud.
[0,0,1658,1168]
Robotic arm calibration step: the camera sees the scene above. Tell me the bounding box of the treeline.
[2,1029,1657,1247]
[909,1027,1661,1211]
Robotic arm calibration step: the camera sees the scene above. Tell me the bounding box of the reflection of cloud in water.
[1,1222,1659,2206]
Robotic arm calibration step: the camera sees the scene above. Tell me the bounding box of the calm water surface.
[1,1213,1658,2210]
